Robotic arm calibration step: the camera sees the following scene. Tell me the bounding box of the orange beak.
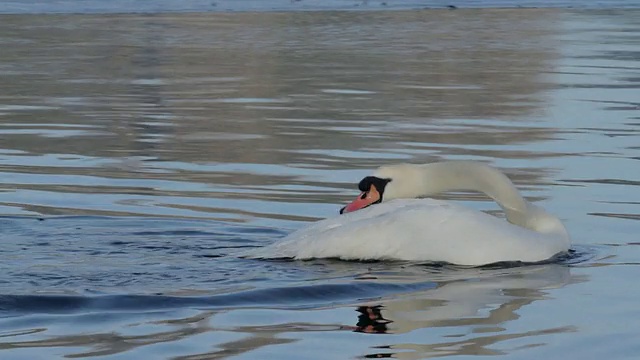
[341,185,381,214]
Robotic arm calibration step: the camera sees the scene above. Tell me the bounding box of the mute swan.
[246,161,570,266]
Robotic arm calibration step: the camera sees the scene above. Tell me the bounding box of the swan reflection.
[341,305,392,334]
[348,264,579,358]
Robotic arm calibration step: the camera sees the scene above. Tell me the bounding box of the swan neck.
[375,161,569,241]
[417,162,530,227]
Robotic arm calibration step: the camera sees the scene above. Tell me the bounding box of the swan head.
[340,164,424,214]
[339,175,391,214]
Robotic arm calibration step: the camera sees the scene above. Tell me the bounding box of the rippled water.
[0,7,639,360]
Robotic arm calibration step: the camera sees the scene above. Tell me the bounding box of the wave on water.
[0,281,438,315]
[0,248,594,316]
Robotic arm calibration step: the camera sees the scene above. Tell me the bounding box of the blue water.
[0,6,639,360]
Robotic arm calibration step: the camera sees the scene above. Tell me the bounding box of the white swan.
[246,161,570,266]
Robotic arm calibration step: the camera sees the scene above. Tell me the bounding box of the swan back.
[246,199,569,265]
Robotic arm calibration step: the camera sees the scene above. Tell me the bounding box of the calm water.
[0,8,639,360]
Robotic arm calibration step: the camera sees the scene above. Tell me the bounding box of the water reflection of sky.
[0,9,637,229]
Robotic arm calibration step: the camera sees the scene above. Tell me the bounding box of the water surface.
[0,8,639,360]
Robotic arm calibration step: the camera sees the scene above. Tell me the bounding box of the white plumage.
[244,162,571,266]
